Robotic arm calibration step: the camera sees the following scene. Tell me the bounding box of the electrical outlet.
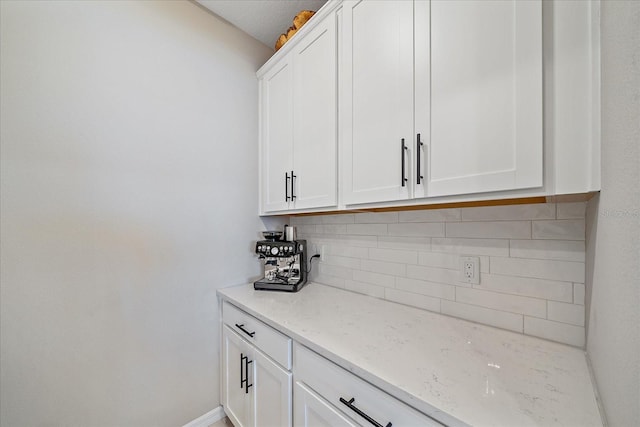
[460,256,480,284]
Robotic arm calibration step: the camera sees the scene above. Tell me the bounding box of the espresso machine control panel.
[256,242,303,257]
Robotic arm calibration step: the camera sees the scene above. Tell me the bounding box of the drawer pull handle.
[339,397,392,427]
[235,323,255,338]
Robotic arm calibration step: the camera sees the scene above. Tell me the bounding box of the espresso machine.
[254,229,308,292]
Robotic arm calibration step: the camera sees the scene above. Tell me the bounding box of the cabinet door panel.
[262,58,294,212]
[342,0,414,205]
[222,325,252,427]
[294,382,358,427]
[292,14,337,210]
[423,0,542,196]
[253,348,292,427]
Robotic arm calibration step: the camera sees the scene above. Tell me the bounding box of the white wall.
[586,1,640,426]
[0,1,278,425]
[295,203,588,347]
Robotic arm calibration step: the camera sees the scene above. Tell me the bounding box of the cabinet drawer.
[223,301,292,370]
[294,344,443,427]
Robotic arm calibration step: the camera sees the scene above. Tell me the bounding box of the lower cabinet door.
[253,348,292,427]
[222,325,253,427]
[294,382,358,427]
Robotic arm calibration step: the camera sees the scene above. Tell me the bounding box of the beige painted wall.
[0,1,276,425]
[586,1,640,426]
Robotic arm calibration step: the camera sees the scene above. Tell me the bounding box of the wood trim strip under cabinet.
[290,192,597,217]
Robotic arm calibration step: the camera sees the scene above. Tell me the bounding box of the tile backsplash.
[292,202,587,347]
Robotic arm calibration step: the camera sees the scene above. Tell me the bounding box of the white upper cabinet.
[291,13,338,210]
[258,7,338,214]
[258,0,599,214]
[342,0,543,206]
[341,0,414,205]
[421,0,542,197]
[261,59,294,213]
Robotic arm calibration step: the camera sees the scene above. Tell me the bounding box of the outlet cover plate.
[460,256,480,285]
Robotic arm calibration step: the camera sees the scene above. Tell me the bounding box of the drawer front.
[223,301,292,370]
[294,344,443,427]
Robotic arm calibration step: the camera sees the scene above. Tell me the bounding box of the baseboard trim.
[182,406,225,427]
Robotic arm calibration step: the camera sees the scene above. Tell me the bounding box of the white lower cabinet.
[294,382,359,427]
[293,343,443,427]
[222,325,292,427]
[221,302,444,427]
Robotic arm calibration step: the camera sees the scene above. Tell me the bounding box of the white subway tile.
[396,277,455,300]
[524,317,585,347]
[314,275,346,289]
[378,236,431,251]
[345,280,385,298]
[510,239,585,262]
[419,252,489,273]
[399,208,461,222]
[441,300,523,333]
[324,244,369,259]
[446,221,531,239]
[406,264,458,285]
[321,214,355,224]
[317,224,347,235]
[461,203,555,221]
[318,264,353,280]
[346,223,388,235]
[290,216,320,225]
[321,255,361,269]
[388,222,445,237]
[574,283,585,305]
[361,259,406,276]
[353,270,395,288]
[532,220,585,241]
[491,257,585,283]
[354,212,399,223]
[547,301,585,326]
[296,225,317,234]
[312,234,378,247]
[432,238,509,257]
[369,248,418,264]
[557,202,586,219]
[456,287,546,318]
[478,273,573,303]
[385,288,441,313]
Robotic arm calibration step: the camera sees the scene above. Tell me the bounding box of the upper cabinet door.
[292,12,338,210]
[418,0,543,197]
[261,57,294,213]
[341,0,414,205]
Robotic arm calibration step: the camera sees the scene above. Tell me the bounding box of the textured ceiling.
[196,0,328,50]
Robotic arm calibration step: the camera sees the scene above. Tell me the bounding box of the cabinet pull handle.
[235,323,255,338]
[244,358,253,394]
[240,353,253,393]
[285,172,290,202]
[416,133,424,185]
[240,353,246,389]
[339,397,392,427]
[291,170,296,200]
[401,138,408,187]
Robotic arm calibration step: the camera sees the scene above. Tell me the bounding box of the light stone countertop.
[217,283,603,427]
